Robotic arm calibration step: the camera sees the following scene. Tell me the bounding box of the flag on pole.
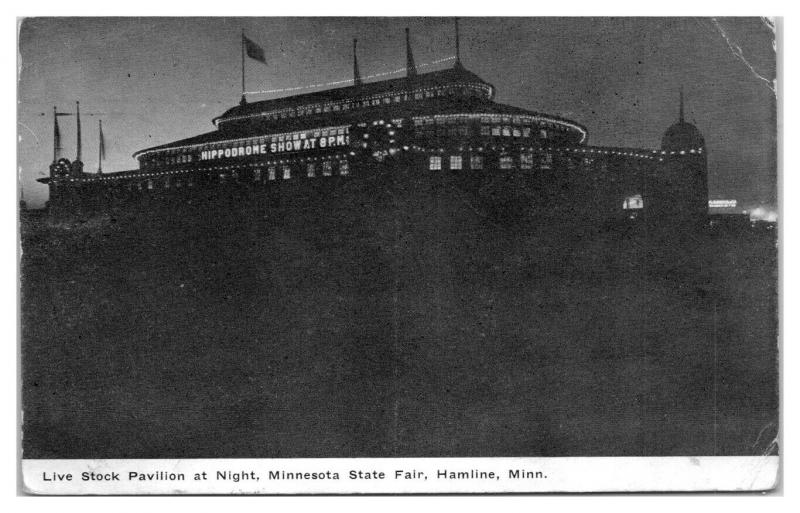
[243,35,266,64]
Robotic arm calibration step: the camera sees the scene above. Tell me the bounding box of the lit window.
[499,156,513,169]
[480,126,491,136]
[282,166,291,179]
[540,129,547,139]
[253,169,262,182]
[322,161,332,176]
[339,160,349,175]
[307,163,316,178]
[523,128,531,138]
[502,126,511,137]
[520,153,534,169]
[450,156,463,170]
[429,156,442,170]
[470,155,484,170]
[147,179,154,190]
[512,128,521,137]
[491,126,501,136]
[394,95,401,102]
[540,153,553,170]
[268,166,276,181]
[623,194,643,210]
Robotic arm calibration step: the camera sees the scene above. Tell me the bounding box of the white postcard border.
[22,456,778,494]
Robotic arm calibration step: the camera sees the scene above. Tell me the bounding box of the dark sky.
[17,17,776,210]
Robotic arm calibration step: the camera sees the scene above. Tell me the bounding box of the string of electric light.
[244,56,457,96]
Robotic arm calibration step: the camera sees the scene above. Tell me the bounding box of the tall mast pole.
[455,18,461,66]
[405,28,417,78]
[75,101,82,162]
[353,38,362,86]
[240,31,246,105]
[98,119,103,174]
[52,106,60,162]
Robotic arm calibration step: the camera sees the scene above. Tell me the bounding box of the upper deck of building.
[133,62,588,161]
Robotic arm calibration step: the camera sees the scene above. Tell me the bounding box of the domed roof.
[661,89,704,151]
[661,120,704,151]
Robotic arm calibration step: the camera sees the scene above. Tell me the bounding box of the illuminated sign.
[709,200,737,208]
[199,128,349,161]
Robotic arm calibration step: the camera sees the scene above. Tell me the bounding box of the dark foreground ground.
[20,175,778,458]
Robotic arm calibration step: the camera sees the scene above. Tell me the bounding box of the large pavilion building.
[38,25,708,226]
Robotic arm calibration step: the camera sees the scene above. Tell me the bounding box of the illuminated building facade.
[39,27,708,226]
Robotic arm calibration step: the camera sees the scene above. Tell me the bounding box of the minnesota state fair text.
[41,468,547,483]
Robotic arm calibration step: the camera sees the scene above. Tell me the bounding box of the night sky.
[17,17,776,211]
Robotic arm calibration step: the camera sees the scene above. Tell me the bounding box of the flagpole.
[52,106,58,163]
[76,101,82,162]
[98,119,103,174]
[240,30,246,105]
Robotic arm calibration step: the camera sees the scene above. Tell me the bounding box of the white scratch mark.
[710,18,776,97]
[759,18,778,56]
[17,121,40,144]
[760,17,775,34]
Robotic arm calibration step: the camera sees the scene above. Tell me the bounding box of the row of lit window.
[414,115,570,132]
[428,153,554,171]
[218,84,491,126]
[227,160,350,182]
[129,160,350,191]
[148,154,195,167]
[415,125,548,139]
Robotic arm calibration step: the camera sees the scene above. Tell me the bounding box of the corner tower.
[649,89,708,224]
